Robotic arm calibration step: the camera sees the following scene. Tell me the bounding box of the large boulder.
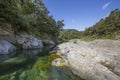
[16,34,43,49]
[0,40,16,54]
[57,39,120,80]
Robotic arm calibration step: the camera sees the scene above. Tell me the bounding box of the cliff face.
[57,39,120,80]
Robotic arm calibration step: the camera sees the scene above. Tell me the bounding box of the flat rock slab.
[57,39,120,80]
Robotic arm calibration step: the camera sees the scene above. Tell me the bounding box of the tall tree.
[57,20,64,30]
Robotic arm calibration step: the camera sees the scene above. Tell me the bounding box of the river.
[0,49,82,80]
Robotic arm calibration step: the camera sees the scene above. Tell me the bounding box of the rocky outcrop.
[0,40,16,54]
[16,34,43,49]
[57,39,120,80]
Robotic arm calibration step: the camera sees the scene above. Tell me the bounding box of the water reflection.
[0,49,82,80]
[0,49,42,62]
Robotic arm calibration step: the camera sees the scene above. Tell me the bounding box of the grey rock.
[57,39,120,80]
[16,34,43,49]
[43,39,55,48]
[0,40,16,54]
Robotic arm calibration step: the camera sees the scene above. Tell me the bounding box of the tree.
[57,20,64,30]
[0,0,60,40]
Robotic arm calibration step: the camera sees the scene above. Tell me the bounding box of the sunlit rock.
[57,39,120,80]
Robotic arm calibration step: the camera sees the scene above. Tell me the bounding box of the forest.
[0,0,64,41]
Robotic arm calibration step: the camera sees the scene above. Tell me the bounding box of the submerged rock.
[16,34,43,49]
[0,40,16,54]
[52,58,68,67]
[57,39,120,80]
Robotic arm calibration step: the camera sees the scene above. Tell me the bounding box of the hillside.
[82,9,120,40]
[0,0,64,42]
[59,29,83,41]
[59,9,120,41]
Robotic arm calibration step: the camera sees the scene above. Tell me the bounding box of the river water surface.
[0,49,82,80]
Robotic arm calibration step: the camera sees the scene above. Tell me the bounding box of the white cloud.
[102,1,111,10]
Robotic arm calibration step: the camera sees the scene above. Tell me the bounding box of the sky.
[43,0,120,31]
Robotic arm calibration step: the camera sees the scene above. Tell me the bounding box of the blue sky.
[43,0,120,31]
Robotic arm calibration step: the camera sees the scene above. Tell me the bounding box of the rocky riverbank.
[0,32,55,54]
[57,39,120,80]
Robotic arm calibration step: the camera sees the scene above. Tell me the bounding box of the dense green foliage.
[0,0,64,39]
[59,29,83,41]
[59,9,120,41]
[57,20,65,30]
[82,8,120,40]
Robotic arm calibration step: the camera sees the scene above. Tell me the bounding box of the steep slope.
[83,9,120,40]
[0,0,60,41]
[0,0,61,53]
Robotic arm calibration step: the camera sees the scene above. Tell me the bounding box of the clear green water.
[0,49,82,80]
